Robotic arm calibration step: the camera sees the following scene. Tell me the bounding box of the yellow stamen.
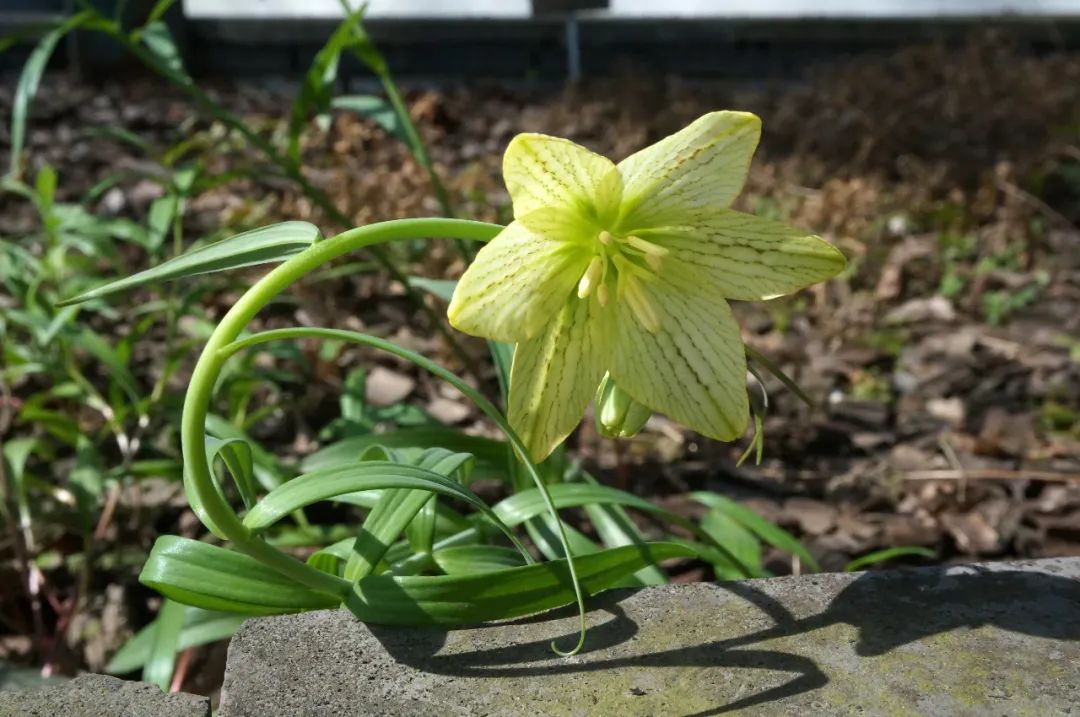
[626,235,667,273]
[625,235,669,257]
[577,256,603,299]
[596,282,610,306]
[623,276,661,333]
[598,230,614,246]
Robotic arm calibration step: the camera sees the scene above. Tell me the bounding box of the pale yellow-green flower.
[448,111,845,461]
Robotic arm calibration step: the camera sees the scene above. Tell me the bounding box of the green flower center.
[576,230,668,333]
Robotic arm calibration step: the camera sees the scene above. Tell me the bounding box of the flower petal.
[448,213,592,343]
[639,210,846,301]
[504,133,621,224]
[610,263,749,442]
[616,111,761,229]
[508,295,610,462]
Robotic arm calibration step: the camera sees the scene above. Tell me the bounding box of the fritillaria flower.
[449,112,845,461]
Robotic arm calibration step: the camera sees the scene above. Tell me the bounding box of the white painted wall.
[610,0,1080,18]
[183,0,532,19]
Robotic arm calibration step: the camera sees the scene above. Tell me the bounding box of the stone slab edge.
[0,673,210,717]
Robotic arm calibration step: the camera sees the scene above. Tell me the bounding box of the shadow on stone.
[368,564,1080,715]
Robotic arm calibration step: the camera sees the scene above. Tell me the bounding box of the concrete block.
[220,558,1080,716]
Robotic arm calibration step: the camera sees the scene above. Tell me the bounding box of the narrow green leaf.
[8,12,92,178]
[488,483,751,577]
[205,414,292,491]
[525,513,600,562]
[205,436,257,511]
[2,438,37,484]
[139,536,341,614]
[432,545,527,575]
[340,448,473,580]
[344,487,433,581]
[241,462,525,563]
[106,607,246,675]
[495,484,683,530]
[584,505,667,586]
[346,543,694,625]
[403,493,437,557]
[700,509,765,579]
[138,22,188,80]
[309,537,355,565]
[399,448,468,560]
[75,328,142,406]
[2,438,36,527]
[844,546,936,572]
[578,471,666,586]
[147,195,179,252]
[691,492,821,572]
[142,599,186,690]
[300,428,509,481]
[307,551,342,577]
[287,9,368,165]
[57,221,320,306]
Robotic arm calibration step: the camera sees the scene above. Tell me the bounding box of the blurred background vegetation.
[1,0,1078,704]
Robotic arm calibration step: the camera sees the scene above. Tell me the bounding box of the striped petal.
[448,211,592,343]
[508,294,610,462]
[616,111,760,230]
[609,262,749,442]
[637,210,846,301]
[504,133,622,225]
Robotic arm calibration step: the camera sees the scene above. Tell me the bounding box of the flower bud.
[595,374,651,439]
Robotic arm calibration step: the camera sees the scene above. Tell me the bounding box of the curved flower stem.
[217,327,592,654]
[182,219,500,598]
[182,218,592,653]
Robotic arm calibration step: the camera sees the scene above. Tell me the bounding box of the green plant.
[62,218,733,662]
[55,109,850,689]
[5,4,866,691]
[980,271,1050,326]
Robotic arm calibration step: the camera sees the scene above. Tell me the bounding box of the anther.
[596,283,610,306]
[598,230,614,246]
[577,256,604,299]
[625,235,668,256]
[625,236,668,274]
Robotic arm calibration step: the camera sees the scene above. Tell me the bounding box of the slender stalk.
[181,219,500,599]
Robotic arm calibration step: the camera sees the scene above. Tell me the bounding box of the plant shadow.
[368,563,1080,715]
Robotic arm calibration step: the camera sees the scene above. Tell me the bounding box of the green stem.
[181,219,500,599]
